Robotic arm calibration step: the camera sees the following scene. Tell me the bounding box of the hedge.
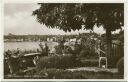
[36,55,83,71]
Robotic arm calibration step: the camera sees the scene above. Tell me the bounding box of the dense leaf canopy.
[32,3,124,32]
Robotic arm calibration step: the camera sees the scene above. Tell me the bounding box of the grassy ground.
[4,67,123,79]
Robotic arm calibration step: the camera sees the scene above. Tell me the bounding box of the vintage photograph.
[4,3,124,79]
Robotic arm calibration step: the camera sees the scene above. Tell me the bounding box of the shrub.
[117,57,124,76]
[36,55,83,71]
[79,50,90,58]
[81,60,99,67]
[54,40,65,55]
[4,59,10,75]
[63,46,73,54]
[78,49,98,59]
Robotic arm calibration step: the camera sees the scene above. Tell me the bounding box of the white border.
[0,0,4,81]
[124,0,128,81]
[0,0,127,81]
[3,0,126,3]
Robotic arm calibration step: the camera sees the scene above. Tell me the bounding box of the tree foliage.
[33,3,124,32]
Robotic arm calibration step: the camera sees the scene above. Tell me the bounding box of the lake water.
[4,42,58,51]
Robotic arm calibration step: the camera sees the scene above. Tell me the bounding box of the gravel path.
[67,67,118,73]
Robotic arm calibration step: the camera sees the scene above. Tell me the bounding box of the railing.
[111,43,124,67]
[96,44,107,68]
[112,43,123,57]
[96,41,124,68]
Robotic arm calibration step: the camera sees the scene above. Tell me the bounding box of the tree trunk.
[106,27,112,68]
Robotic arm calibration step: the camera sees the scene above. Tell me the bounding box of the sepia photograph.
[4,3,124,79]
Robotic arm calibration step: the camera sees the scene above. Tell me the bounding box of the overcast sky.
[4,3,106,35]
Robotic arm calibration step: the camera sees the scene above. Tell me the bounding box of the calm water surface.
[4,42,58,51]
